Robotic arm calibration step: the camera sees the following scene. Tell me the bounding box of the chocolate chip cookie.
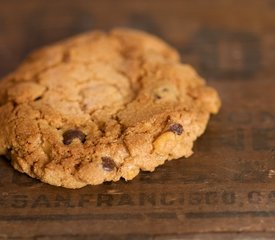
[0,28,221,188]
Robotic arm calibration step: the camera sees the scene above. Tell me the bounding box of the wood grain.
[0,0,275,239]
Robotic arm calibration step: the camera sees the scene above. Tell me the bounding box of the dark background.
[1,0,274,80]
[1,0,275,239]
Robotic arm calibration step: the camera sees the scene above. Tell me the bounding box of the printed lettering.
[118,194,135,206]
[268,191,275,203]
[259,111,275,124]
[191,29,261,79]
[79,194,93,207]
[189,193,202,205]
[228,111,252,124]
[31,195,51,208]
[205,192,218,205]
[253,128,275,150]
[222,192,236,204]
[139,193,156,206]
[198,128,245,151]
[11,195,28,208]
[97,194,113,207]
[54,194,75,208]
[160,193,175,206]
[248,191,263,204]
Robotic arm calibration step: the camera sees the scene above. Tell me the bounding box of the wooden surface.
[1,0,275,239]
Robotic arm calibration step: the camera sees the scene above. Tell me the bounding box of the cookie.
[0,28,221,188]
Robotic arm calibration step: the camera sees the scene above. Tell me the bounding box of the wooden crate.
[1,0,275,239]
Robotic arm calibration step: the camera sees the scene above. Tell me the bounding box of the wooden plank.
[0,0,275,239]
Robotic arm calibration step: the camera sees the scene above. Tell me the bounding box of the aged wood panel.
[0,0,275,239]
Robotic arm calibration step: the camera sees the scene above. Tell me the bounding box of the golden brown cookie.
[0,28,221,188]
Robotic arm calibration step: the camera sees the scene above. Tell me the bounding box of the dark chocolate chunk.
[62,51,71,63]
[34,96,42,101]
[63,129,86,145]
[168,123,184,135]
[102,157,116,171]
[154,94,162,99]
[75,162,81,170]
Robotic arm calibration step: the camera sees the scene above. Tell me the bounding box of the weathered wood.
[0,0,275,239]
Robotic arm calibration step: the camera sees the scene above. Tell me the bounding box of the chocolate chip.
[62,51,71,63]
[154,94,162,100]
[62,129,86,145]
[168,123,184,135]
[34,96,42,101]
[102,157,116,171]
[75,162,81,170]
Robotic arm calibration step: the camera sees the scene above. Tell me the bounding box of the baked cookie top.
[0,28,221,188]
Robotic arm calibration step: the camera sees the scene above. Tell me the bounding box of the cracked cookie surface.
[0,28,221,188]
